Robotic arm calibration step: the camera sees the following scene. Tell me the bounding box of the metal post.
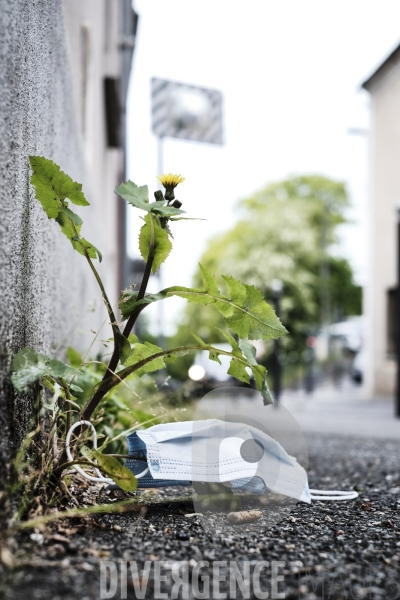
[396,208,400,417]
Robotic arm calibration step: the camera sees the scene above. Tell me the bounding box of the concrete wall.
[0,0,126,483]
[364,51,400,397]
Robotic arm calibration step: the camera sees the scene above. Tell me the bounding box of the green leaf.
[115,332,132,366]
[58,206,83,226]
[238,339,258,365]
[29,157,100,260]
[92,244,103,263]
[55,209,81,240]
[191,332,207,347]
[71,237,97,259]
[69,384,84,393]
[147,202,185,217]
[11,348,81,393]
[251,365,274,405]
[115,180,149,211]
[29,156,89,210]
[165,349,189,363]
[119,269,287,342]
[139,214,172,274]
[208,350,222,364]
[80,446,137,492]
[228,358,251,384]
[123,341,164,376]
[216,328,241,355]
[199,264,220,296]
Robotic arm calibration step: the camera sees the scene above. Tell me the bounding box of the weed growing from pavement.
[2,157,288,531]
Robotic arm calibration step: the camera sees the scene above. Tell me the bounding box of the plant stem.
[53,219,156,480]
[81,217,156,422]
[87,344,246,398]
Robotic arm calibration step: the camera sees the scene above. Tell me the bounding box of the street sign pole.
[157,136,164,351]
[150,77,223,348]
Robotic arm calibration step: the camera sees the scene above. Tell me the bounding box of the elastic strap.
[309,488,359,501]
[66,420,149,484]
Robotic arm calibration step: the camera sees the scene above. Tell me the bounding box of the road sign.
[151,77,223,145]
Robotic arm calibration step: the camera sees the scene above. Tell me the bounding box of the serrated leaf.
[119,272,287,341]
[228,358,251,384]
[29,158,100,260]
[11,348,81,392]
[139,214,172,274]
[124,341,164,376]
[200,264,220,296]
[115,180,149,211]
[29,156,89,212]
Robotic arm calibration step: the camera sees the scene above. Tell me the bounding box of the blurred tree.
[167,175,362,379]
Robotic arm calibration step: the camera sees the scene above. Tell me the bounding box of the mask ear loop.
[309,489,359,501]
[66,420,149,484]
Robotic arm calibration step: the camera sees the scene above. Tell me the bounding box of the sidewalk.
[280,379,400,440]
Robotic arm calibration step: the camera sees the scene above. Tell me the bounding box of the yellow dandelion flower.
[157,173,185,189]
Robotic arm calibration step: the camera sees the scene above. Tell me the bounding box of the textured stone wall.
[0,0,104,483]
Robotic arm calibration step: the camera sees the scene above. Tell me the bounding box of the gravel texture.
[1,433,400,600]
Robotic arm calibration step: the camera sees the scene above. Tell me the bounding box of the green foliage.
[172,175,361,360]
[80,445,137,492]
[123,340,164,376]
[10,348,81,392]
[29,156,101,261]
[9,161,293,512]
[119,265,287,342]
[139,214,172,274]
[115,180,185,217]
[29,155,89,211]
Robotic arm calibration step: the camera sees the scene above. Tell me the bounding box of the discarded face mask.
[67,419,358,502]
[126,418,311,503]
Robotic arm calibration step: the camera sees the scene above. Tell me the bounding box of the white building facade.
[363,43,400,397]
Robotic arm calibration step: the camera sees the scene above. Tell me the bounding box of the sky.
[126,0,400,335]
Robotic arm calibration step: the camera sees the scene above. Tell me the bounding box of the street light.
[271,279,283,403]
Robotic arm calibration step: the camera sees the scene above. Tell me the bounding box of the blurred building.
[0,0,137,483]
[63,0,138,296]
[363,42,400,397]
